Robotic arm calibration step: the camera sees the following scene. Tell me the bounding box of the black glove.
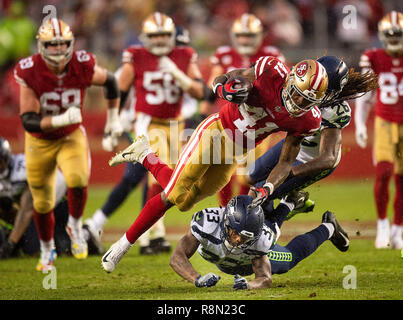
[0,238,17,259]
[214,79,249,104]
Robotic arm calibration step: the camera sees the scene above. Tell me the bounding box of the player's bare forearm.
[8,188,33,244]
[170,231,201,283]
[248,256,272,289]
[292,128,341,177]
[266,134,303,188]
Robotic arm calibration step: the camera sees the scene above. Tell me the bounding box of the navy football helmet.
[317,56,349,105]
[221,195,264,252]
[175,26,190,46]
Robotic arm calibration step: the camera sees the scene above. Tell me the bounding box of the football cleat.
[66,222,88,260]
[149,237,172,253]
[108,135,152,167]
[36,248,57,272]
[322,211,349,252]
[390,225,403,250]
[284,190,315,221]
[83,219,105,255]
[375,219,390,249]
[102,236,131,273]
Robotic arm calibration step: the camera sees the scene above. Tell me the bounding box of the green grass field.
[0,180,402,300]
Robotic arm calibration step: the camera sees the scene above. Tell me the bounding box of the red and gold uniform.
[165,56,322,211]
[14,51,95,213]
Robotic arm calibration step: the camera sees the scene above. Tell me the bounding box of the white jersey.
[296,101,351,166]
[0,154,67,205]
[190,207,278,276]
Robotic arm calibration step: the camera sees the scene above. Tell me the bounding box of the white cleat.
[390,225,403,249]
[66,221,88,259]
[375,218,390,249]
[108,135,152,167]
[83,218,105,255]
[36,248,57,272]
[102,236,131,273]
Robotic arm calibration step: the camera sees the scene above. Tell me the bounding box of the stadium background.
[0,0,401,184]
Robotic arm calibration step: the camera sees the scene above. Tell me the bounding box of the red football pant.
[393,174,403,225]
[143,153,173,189]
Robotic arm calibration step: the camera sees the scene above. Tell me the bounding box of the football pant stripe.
[164,113,219,196]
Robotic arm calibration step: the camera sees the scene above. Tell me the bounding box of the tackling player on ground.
[101,55,329,273]
[170,194,349,290]
[354,11,403,249]
[14,18,123,271]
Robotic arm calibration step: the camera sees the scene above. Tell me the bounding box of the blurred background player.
[0,137,102,259]
[201,13,286,207]
[170,195,349,290]
[111,12,205,255]
[84,25,199,255]
[354,11,403,249]
[14,18,123,270]
[248,56,378,221]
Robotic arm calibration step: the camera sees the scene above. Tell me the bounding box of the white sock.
[93,209,108,230]
[322,223,335,239]
[391,224,402,239]
[122,234,133,249]
[279,198,295,211]
[40,239,55,252]
[68,215,82,229]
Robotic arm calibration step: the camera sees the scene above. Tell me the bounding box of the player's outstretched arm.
[248,255,272,290]
[292,128,342,177]
[170,230,202,284]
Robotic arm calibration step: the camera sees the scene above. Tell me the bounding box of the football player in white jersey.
[170,195,349,290]
[246,56,378,221]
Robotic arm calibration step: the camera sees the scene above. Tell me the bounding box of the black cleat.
[284,190,315,221]
[139,245,155,255]
[150,237,172,253]
[322,211,349,252]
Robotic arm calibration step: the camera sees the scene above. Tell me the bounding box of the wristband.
[263,182,274,195]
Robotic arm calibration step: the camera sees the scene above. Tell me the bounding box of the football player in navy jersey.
[170,194,349,290]
[246,56,378,222]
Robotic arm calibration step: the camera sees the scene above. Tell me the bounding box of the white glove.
[51,107,82,128]
[159,56,192,91]
[355,125,368,148]
[102,108,123,152]
[119,108,134,133]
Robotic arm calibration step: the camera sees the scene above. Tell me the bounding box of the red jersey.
[219,56,322,148]
[210,45,285,72]
[14,50,96,139]
[122,45,197,119]
[359,48,403,123]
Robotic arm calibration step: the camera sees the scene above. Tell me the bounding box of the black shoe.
[284,190,315,221]
[322,211,349,252]
[149,237,172,253]
[139,245,155,255]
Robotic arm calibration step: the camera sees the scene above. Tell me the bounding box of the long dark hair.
[321,68,378,107]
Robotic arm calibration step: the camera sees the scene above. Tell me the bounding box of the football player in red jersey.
[116,12,205,253]
[202,13,286,206]
[354,11,403,249]
[14,18,123,271]
[101,56,328,273]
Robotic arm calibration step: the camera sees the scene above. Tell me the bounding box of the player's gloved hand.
[233,275,248,290]
[103,108,123,152]
[194,273,221,288]
[248,182,274,209]
[0,239,17,259]
[51,106,82,128]
[213,79,249,104]
[159,56,192,91]
[355,125,367,148]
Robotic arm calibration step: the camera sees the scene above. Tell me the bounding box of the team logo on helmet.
[295,62,308,78]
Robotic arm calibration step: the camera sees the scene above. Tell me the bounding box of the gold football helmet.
[231,13,263,56]
[140,12,176,56]
[36,18,74,67]
[282,59,328,117]
[378,11,403,55]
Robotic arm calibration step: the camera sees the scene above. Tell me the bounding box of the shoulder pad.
[216,46,232,54]
[321,101,351,129]
[190,207,223,242]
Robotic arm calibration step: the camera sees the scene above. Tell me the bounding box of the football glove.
[213,79,249,104]
[248,183,274,209]
[194,273,221,288]
[233,275,248,290]
[51,106,82,128]
[102,108,123,152]
[355,125,367,149]
[159,56,193,91]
